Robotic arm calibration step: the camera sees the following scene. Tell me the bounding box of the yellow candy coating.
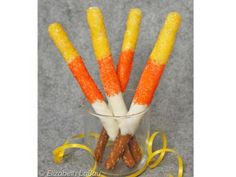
[121,8,142,51]
[87,7,111,60]
[150,12,181,64]
[48,23,79,64]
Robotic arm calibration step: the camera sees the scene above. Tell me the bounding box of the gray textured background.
[38,0,193,176]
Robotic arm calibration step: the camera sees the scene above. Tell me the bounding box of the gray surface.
[38,0,193,176]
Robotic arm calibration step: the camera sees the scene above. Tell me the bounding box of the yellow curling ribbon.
[53,131,184,177]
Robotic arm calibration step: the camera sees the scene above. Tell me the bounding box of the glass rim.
[80,89,150,120]
[85,105,150,120]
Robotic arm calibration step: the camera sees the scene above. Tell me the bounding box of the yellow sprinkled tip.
[87,7,111,60]
[150,12,181,64]
[121,8,142,51]
[129,8,142,17]
[48,23,79,64]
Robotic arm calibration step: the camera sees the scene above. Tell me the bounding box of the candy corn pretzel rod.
[87,7,136,166]
[118,8,143,163]
[105,12,182,169]
[93,8,143,165]
[48,23,119,141]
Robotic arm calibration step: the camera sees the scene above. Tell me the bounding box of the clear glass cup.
[82,90,150,176]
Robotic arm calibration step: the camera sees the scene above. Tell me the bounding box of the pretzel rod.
[105,12,181,169]
[87,7,139,167]
[128,136,142,163]
[48,23,119,140]
[117,8,142,92]
[90,8,143,165]
[94,128,109,161]
[105,134,133,170]
[117,8,142,163]
[94,129,136,165]
[122,143,136,168]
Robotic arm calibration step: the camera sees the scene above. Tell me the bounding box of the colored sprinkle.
[117,50,134,92]
[150,12,181,65]
[133,60,165,105]
[87,7,111,60]
[98,56,121,96]
[121,8,142,51]
[68,56,104,103]
[48,23,79,64]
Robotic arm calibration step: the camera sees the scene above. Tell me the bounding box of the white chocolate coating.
[92,101,119,140]
[119,103,147,135]
[107,92,128,116]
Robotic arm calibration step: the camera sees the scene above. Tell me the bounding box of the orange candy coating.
[98,56,121,97]
[68,56,104,103]
[133,60,165,105]
[117,50,134,92]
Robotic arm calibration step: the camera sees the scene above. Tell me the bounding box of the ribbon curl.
[52,131,183,177]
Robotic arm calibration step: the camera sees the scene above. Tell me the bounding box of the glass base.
[98,155,147,177]
[82,90,150,176]
[85,138,147,177]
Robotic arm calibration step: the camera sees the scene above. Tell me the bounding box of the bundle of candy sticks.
[49,7,181,170]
